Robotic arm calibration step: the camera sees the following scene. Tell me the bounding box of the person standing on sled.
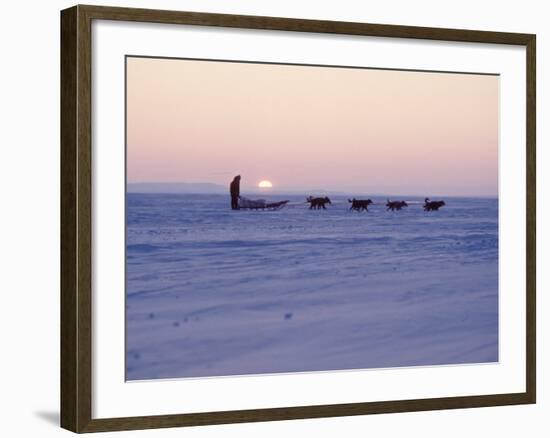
[230,175,241,210]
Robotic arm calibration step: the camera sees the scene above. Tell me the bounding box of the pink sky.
[127,57,498,196]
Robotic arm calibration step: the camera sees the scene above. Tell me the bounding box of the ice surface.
[126,194,498,380]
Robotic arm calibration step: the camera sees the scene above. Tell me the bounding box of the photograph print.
[125,56,499,381]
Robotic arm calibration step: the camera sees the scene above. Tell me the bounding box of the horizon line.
[125,181,499,198]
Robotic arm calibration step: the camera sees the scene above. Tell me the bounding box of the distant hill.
[127,182,227,194]
[127,182,352,196]
[127,182,367,196]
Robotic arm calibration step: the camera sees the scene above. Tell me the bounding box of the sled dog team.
[306,196,446,212]
[231,175,445,212]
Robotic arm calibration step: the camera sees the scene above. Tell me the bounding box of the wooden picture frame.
[61,4,536,433]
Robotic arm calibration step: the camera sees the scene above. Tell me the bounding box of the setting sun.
[258,180,273,188]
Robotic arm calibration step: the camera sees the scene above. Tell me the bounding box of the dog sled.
[238,197,290,210]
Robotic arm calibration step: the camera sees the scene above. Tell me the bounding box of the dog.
[307,196,332,210]
[348,198,373,211]
[423,198,446,211]
[386,199,408,211]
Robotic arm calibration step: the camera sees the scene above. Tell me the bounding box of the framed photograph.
[60,5,536,433]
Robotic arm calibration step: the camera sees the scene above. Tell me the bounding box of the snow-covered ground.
[126,194,498,380]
